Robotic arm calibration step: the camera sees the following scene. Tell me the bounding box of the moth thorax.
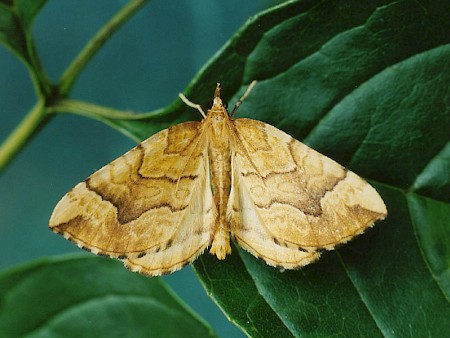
[209,114,230,145]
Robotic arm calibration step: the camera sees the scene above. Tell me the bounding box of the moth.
[49,81,387,276]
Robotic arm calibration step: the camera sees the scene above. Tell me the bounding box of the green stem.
[49,98,165,120]
[25,37,52,98]
[58,0,150,95]
[0,0,151,175]
[0,100,48,173]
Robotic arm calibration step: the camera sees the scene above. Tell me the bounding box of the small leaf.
[14,0,47,29]
[0,254,216,338]
[0,3,27,58]
[0,0,46,62]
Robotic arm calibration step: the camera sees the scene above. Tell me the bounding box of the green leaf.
[411,142,450,202]
[14,0,47,29]
[408,195,450,300]
[0,254,217,338]
[46,0,450,336]
[0,0,50,97]
[194,243,293,338]
[190,0,450,336]
[0,0,46,62]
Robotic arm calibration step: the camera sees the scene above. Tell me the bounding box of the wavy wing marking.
[50,121,216,275]
[228,118,386,268]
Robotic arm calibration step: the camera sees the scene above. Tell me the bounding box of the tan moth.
[49,82,387,276]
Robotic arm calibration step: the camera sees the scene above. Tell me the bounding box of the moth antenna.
[179,93,206,118]
[231,80,257,117]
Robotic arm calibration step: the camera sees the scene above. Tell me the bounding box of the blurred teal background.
[0,1,276,336]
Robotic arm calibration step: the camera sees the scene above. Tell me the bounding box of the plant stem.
[49,98,165,120]
[0,0,150,175]
[0,100,48,174]
[58,0,150,95]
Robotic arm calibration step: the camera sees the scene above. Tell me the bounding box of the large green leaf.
[47,0,449,336]
[0,254,216,338]
[189,0,450,336]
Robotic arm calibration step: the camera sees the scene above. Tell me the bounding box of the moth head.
[211,83,226,111]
